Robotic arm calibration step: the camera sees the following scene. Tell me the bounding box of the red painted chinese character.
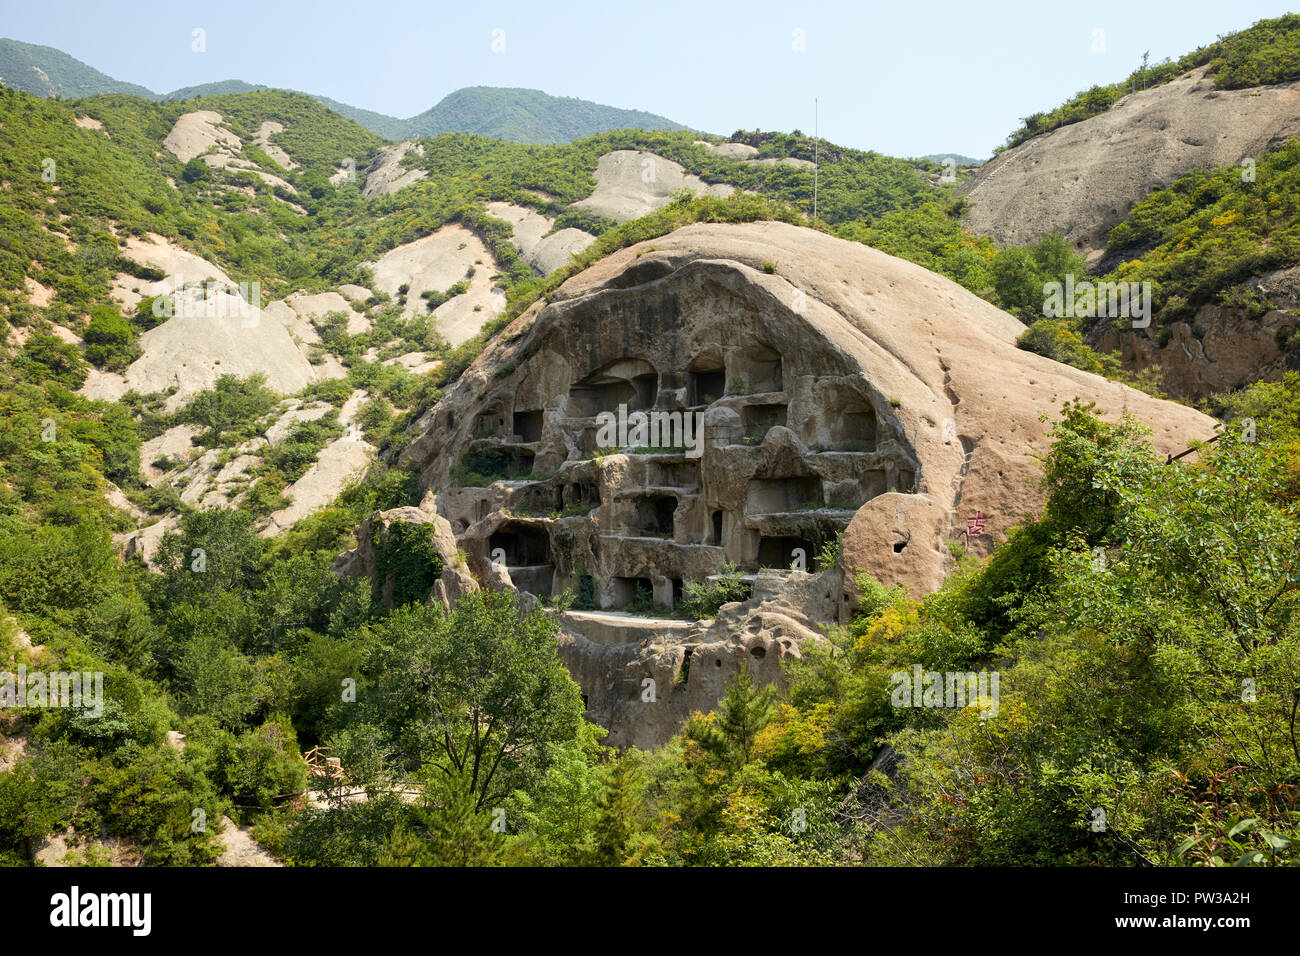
[966,511,986,537]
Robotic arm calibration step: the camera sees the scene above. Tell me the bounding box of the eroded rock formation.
[354,220,1214,746]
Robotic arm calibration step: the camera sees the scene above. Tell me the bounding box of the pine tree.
[589,754,642,866]
[716,662,774,767]
[687,662,774,771]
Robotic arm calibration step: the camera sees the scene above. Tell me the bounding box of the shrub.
[83,306,139,371]
[681,563,751,619]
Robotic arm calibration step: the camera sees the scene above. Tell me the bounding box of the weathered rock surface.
[116,516,177,568]
[162,110,241,164]
[262,431,375,535]
[385,219,1214,744]
[334,506,478,611]
[1249,263,1300,311]
[84,285,323,407]
[695,140,816,169]
[161,111,297,193]
[139,423,202,482]
[285,290,371,335]
[252,120,296,170]
[1093,304,1300,400]
[33,828,142,867]
[362,141,427,198]
[486,201,596,274]
[215,817,281,867]
[573,150,734,222]
[558,569,833,749]
[366,222,506,345]
[960,67,1300,256]
[695,140,759,159]
[108,232,232,313]
[86,237,348,407]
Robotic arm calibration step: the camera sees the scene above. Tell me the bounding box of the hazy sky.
[2,0,1295,157]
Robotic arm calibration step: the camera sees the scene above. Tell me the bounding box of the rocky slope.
[961,66,1300,258]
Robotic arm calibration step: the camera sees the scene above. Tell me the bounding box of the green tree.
[154,509,263,603]
[687,662,774,770]
[184,373,277,446]
[83,305,138,371]
[358,589,585,810]
[589,751,651,865]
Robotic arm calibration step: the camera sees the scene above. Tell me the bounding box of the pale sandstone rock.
[362,141,427,198]
[384,220,1214,744]
[286,290,370,335]
[695,140,759,159]
[365,223,506,345]
[24,276,54,307]
[252,120,296,170]
[573,150,734,222]
[337,283,372,303]
[262,432,375,535]
[961,67,1300,255]
[215,817,281,867]
[162,110,241,164]
[485,201,596,274]
[115,516,178,568]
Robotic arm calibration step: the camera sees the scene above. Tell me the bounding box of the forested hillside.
[0,38,688,145]
[2,13,1299,872]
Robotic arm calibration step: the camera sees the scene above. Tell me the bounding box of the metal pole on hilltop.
[813,98,819,221]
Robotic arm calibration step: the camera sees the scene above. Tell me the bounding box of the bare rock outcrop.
[86,236,350,408]
[252,121,296,170]
[385,219,1213,744]
[695,140,815,169]
[162,111,297,193]
[215,817,281,867]
[365,223,506,345]
[558,569,833,749]
[573,150,734,222]
[1093,303,1300,400]
[485,201,596,275]
[362,141,427,198]
[334,506,478,612]
[960,67,1300,256]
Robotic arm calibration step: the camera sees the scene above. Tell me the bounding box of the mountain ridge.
[0,37,688,144]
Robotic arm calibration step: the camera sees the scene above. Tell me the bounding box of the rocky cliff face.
[1093,302,1300,400]
[361,220,1214,746]
[960,67,1300,258]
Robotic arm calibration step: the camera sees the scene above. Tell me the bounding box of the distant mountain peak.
[0,37,686,144]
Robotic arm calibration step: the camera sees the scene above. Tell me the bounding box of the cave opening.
[742,403,788,441]
[568,359,659,418]
[568,380,635,419]
[630,495,677,538]
[611,576,655,609]
[472,408,508,439]
[489,524,552,567]
[688,367,726,407]
[745,475,823,514]
[758,535,818,570]
[827,403,877,451]
[513,409,544,443]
